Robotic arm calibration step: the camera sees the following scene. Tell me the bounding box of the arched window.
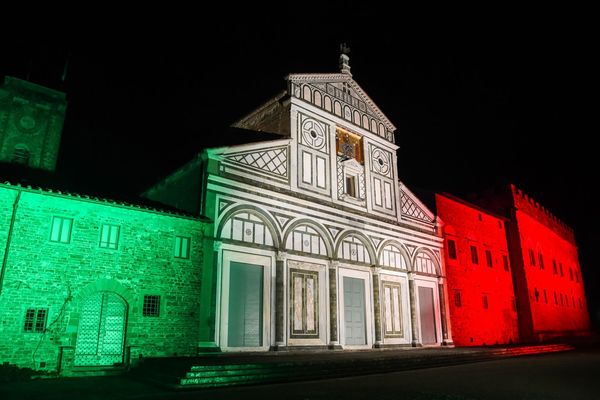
[338,235,371,264]
[285,224,327,256]
[379,244,408,270]
[414,251,438,275]
[220,212,274,246]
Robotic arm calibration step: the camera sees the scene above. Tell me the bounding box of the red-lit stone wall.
[511,187,590,341]
[436,194,519,346]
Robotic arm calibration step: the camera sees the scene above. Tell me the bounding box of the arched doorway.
[74,292,127,366]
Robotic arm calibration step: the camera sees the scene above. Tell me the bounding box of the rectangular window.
[554,291,558,305]
[559,263,564,277]
[143,295,161,317]
[99,224,120,249]
[454,291,462,307]
[502,255,509,271]
[552,259,558,274]
[302,151,312,184]
[485,250,493,268]
[544,289,548,304]
[575,270,579,282]
[175,236,191,259]
[50,216,73,243]
[345,175,357,197]
[482,294,489,310]
[23,308,48,332]
[528,249,536,266]
[569,267,573,281]
[538,253,544,270]
[447,240,457,260]
[470,246,479,265]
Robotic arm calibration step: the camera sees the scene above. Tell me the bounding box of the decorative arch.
[302,85,312,102]
[335,230,376,265]
[217,205,280,248]
[377,240,411,270]
[283,219,333,257]
[370,118,378,134]
[412,248,441,276]
[362,115,370,130]
[334,101,342,117]
[324,96,332,112]
[313,91,322,107]
[75,278,133,305]
[353,110,361,125]
[378,123,386,137]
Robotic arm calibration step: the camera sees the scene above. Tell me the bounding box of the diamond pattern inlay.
[227,147,288,177]
[400,191,429,221]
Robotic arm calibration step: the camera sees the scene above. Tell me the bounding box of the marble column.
[328,260,340,348]
[408,272,421,347]
[274,251,287,350]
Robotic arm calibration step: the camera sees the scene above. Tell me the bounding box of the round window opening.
[378,158,384,166]
[310,130,317,138]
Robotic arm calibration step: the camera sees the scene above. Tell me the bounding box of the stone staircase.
[131,343,575,390]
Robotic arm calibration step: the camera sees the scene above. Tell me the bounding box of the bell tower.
[0,76,66,172]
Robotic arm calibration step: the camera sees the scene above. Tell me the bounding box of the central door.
[418,286,437,344]
[343,276,366,345]
[227,261,264,347]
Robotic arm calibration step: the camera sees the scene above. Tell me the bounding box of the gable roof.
[286,72,396,132]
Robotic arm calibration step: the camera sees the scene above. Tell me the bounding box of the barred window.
[538,253,545,270]
[100,224,120,249]
[454,291,462,307]
[528,249,536,266]
[24,308,48,332]
[143,295,161,317]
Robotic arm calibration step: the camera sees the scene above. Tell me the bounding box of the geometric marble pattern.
[400,190,431,222]
[226,146,288,177]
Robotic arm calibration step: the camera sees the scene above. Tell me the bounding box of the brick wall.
[0,184,205,373]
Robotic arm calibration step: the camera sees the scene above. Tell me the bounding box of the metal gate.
[74,292,127,366]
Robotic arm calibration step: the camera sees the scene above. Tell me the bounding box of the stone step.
[170,344,576,389]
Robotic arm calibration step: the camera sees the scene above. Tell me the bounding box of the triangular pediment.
[286,73,396,142]
[399,183,435,223]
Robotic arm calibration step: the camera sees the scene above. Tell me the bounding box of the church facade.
[146,54,453,351]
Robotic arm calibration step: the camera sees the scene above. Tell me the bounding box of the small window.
[575,270,579,283]
[50,216,73,243]
[554,291,558,305]
[447,240,457,260]
[23,308,48,333]
[543,289,548,304]
[482,295,489,310]
[534,287,539,302]
[502,255,509,271]
[560,293,564,306]
[559,263,564,277]
[528,249,536,266]
[569,267,573,281]
[538,253,544,270]
[454,291,462,307]
[143,295,161,317]
[552,259,558,274]
[470,246,479,265]
[175,236,191,259]
[345,174,357,197]
[100,224,120,249]
[485,250,493,268]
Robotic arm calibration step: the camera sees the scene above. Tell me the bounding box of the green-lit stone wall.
[0,77,66,171]
[0,184,206,373]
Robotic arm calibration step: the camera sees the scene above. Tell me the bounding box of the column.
[328,260,340,349]
[408,272,421,347]
[372,272,382,347]
[438,277,454,346]
[198,238,220,351]
[274,251,287,350]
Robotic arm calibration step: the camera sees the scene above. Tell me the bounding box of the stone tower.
[0,76,67,171]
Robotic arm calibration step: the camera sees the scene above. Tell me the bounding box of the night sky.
[1,9,597,328]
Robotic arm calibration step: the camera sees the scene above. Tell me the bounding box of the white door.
[343,276,366,345]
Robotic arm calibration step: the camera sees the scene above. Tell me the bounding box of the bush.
[0,363,53,383]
